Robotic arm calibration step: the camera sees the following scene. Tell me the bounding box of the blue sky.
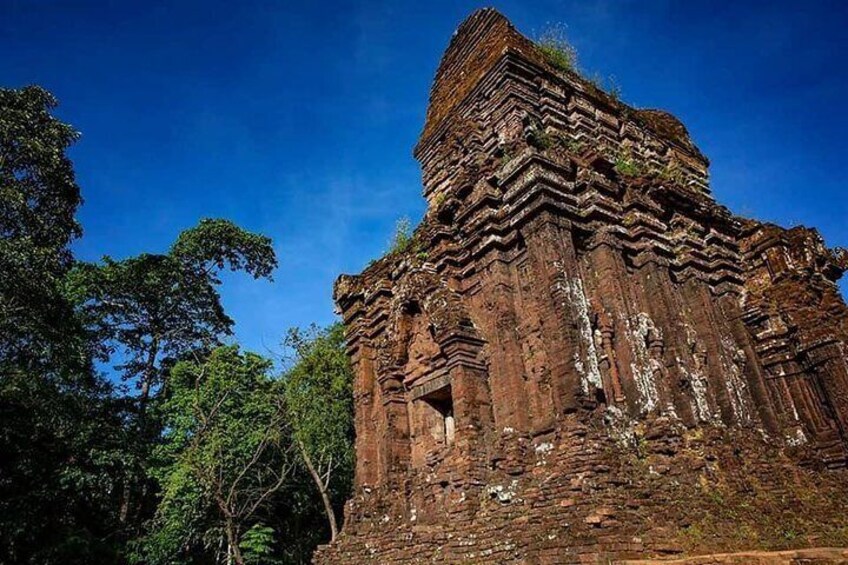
[2,0,847,364]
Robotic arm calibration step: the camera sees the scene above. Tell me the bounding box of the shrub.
[607,76,623,102]
[614,152,641,177]
[536,24,578,73]
[527,126,553,150]
[536,24,625,103]
[659,162,685,184]
[388,216,413,254]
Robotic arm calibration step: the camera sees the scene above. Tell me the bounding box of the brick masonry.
[315,9,848,564]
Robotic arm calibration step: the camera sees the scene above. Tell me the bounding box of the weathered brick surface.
[317,9,848,564]
[621,548,848,564]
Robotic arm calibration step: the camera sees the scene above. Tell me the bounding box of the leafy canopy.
[0,86,133,564]
[68,219,277,398]
[285,323,354,478]
[283,323,354,540]
[141,346,293,564]
[0,85,85,373]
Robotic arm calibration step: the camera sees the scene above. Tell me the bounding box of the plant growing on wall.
[535,23,578,72]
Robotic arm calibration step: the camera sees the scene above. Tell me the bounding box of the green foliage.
[0,372,133,564]
[558,136,586,154]
[500,146,516,167]
[658,161,686,184]
[0,86,132,564]
[240,524,282,564]
[285,324,354,478]
[0,84,343,565]
[0,85,87,374]
[388,216,413,254]
[284,323,354,540]
[171,218,277,281]
[536,23,578,72]
[536,25,624,103]
[614,152,641,178]
[527,125,553,150]
[140,346,292,565]
[68,219,277,402]
[585,72,624,103]
[607,76,623,101]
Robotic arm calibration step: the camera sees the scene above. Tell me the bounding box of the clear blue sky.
[2,1,847,363]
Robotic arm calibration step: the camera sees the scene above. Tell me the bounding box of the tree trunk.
[225,518,245,565]
[121,341,158,525]
[138,338,159,417]
[297,439,339,541]
[118,481,131,524]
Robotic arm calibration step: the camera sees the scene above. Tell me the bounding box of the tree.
[0,370,136,564]
[141,346,295,565]
[69,218,276,409]
[283,323,354,542]
[0,86,131,564]
[0,85,86,375]
[66,219,278,529]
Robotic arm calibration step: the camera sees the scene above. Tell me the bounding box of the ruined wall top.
[414,8,710,205]
[417,8,538,145]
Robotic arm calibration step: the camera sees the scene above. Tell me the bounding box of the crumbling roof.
[417,8,706,162]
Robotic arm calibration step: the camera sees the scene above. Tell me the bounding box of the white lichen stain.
[682,325,716,423]
[625,313,660,413]
[486,479,519,503]
[678,360,712,423]
[604,404,637,448]
[559,276,602,393]
[720,335,750,423]
[535,441,554,466]
[535,441,554,454]
[787,393,801,422]
[786,427,808,447]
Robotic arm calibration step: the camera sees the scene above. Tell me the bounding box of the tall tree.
[68,218,277,410]
[283,323,354,542]
[66,218,278,530]
[140,346,295,565]
[0,86,130,564]
[0,85,85,375]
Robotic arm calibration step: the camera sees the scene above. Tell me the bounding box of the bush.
[536,25,625,103]
[536,24,578,72]
[614,152,641,177]
[388,216,413,254]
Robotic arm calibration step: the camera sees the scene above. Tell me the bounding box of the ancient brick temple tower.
[316,9,848,564]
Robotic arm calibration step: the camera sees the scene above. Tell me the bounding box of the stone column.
[377,369,411,486]
[521,211,587,414]
[717,294,780,435]
[803,340,848,448]
[479,259,532,432]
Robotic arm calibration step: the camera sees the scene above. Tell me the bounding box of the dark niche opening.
[420,385,455,447]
